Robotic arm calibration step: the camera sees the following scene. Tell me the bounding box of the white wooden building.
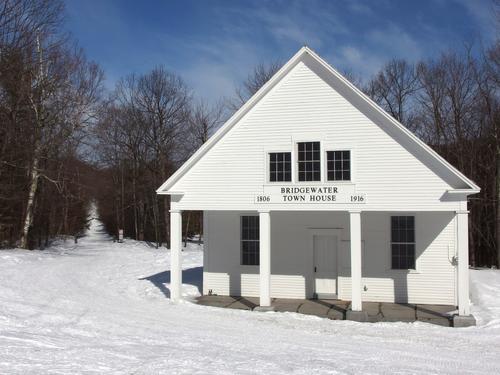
[157,47,479,323]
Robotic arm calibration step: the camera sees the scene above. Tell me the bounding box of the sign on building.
[255,185,366,204]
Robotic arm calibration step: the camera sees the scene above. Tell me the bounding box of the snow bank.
[471,268,500,328]
[0,217,499,374]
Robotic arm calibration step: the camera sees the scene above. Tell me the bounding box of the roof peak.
[157,47,479,194]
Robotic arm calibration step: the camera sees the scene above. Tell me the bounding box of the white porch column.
[259,210,271,307]
[457,210,470,316]
[170,209,182,302]
[349,210,362,312]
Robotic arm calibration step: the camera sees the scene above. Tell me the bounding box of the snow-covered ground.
[1,217,500,374]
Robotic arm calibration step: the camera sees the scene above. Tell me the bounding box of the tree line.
[0,0,102,248]
[94,68,224,248]
[363,46,500,267]
[0,0,499,268]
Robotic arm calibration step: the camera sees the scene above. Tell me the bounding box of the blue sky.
[64,0,497,102]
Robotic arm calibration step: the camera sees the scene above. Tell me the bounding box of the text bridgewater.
[280,187,339,194]
[280,186,339,202]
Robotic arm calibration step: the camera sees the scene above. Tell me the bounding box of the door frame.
[309,228,342,299]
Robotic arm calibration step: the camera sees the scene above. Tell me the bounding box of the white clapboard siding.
[204,211,456,305]
[169,57,463,212]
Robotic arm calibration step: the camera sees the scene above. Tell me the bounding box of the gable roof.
[157,46,480,195]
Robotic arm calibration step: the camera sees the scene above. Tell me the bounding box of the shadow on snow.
[139,267,203,299]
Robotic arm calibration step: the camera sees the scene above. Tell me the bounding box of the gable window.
[298,141,321,181]
[269,152,291,182]
[391,216,415,269]
[327,150,350,181]
[241,216,259,265]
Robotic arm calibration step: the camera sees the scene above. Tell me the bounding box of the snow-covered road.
[1,217,500,374]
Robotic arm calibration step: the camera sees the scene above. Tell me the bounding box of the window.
[327,150,350,181]
[391,216,415,269]
[269,152,291,182]
[241,216,259,265]
[298,142,321,181]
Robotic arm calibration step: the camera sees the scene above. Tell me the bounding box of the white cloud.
[367,24,423,61]
[216,1,348,49]
[182,60,236,103]
[340,46,363,65]
[68,0,495,106]
[175,37,268,104]
[326,46,385,81]
[169,1,349,102]
[323,22,424,83]
[451,0,497,40]
[347,1,374,15]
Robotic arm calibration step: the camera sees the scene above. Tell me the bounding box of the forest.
[1,0,499,268]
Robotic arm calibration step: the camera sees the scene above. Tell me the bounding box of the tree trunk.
[152,193,160,248]
[470,216,476,267]
[163,195,170,248]
[157,199,163,247]
[184,211,191,248]
[20,151,40,249]
[198,212,203,246]
[63,196,69,235]
[138,200,145,241]
[497,146,500,267]
[115,193,120,241]
[130,162,139,241]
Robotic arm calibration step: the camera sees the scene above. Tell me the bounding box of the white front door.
[313,234,338,299]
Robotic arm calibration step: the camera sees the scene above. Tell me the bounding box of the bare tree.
[0,0,64,51]
[19,40,103,249]
[415,60,449,143]
[361,47,500,267]
[183,99,225,246]
[365,59,419,127]
[0,0,65,248]
[94,67,191,248]
[229,60,282,111]
[0,0,104,249]
[188,99,225,147]
[483,41,500,267]
[136,67,190,247]
[340,68,363,88]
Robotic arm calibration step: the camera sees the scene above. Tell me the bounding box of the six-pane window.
[269,152,291,182]
[327,150,350,181]
[391,216,415,269]
[298,142,321,181]
[241,216,259,265]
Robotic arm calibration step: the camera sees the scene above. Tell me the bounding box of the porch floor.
[196,295,457,326]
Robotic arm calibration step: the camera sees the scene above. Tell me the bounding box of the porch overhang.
[446,188,480,196]
[156,190,184,196]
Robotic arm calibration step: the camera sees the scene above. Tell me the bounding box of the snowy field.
[1,217,500,374]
